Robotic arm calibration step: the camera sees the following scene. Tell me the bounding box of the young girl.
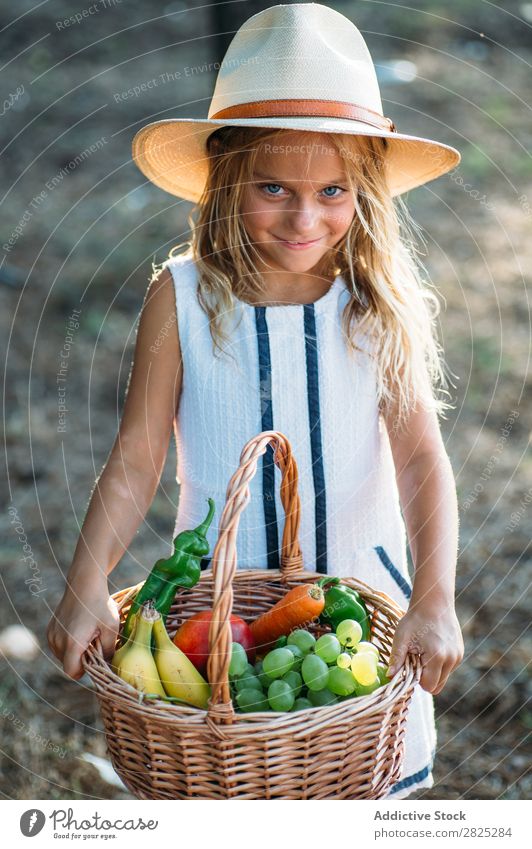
[47,3,464,798]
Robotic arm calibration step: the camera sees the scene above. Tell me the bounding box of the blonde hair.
[160,126,454,432]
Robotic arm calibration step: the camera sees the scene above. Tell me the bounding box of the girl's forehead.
[252,141,348,180]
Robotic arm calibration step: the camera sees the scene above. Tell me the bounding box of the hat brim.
[131,117,461,202]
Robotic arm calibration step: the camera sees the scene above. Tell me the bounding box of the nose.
[285,195,323,236]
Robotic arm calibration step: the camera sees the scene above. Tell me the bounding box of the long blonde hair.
[159,126,454,432]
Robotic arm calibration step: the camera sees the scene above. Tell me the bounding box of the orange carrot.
[250,584,325,651]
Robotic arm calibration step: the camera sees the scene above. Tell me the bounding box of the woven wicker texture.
[83,430,422,799]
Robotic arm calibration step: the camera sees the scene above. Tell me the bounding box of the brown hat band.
[210,99,396,132]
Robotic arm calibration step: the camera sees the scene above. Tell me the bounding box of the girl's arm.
[382,401,464,694]
[47,266,182,679]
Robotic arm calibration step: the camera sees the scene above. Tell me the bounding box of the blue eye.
[258,183,344,197]
[261,184,284,195]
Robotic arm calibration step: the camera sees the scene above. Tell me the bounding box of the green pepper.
[316,577,371,641]
[122,498,215,640]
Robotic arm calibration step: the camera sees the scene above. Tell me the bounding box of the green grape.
[356,641,379,659]
[315,633,342,663]
[336,619,363,648]
[285,643,304,666]
[234,671,263,694]
[351,652,378,686]
[301,654,330,691]
[282,670,303,698]
[287,629,316,654]
[377,661,391,685]
[262,647,294,679]
[256,666,274,688]
[307,688,338,707]
[354,678,381,697]
[229,642,248,678]
[236,688,270,712]
[291,697,314,711]
[337,652,352,669]
[274,635,288,649]
[327,666,356,696]
[268,679,295,712]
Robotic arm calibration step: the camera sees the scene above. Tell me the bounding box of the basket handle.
[206,430,303,725]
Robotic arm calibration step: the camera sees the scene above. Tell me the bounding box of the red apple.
[172,609,255,674]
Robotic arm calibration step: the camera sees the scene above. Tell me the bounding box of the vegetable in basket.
[249,583,325,652]
[122,498,215,640]
[316,576,371,641]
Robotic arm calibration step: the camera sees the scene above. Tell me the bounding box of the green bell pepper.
[122,498,215,640]
[316,576,371,641]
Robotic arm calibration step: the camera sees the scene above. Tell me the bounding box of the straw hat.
[132,2,460,201]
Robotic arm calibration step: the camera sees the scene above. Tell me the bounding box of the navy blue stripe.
[387,761,432,794]
[254,308,279,570]
[303,305,327,574]
[374,546,413,599]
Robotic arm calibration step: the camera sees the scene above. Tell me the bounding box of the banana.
[111,604,166,697]
[151,612,211,709]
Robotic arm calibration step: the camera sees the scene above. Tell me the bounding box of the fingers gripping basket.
[83,431,422,800]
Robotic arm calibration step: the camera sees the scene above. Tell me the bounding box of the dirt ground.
[1,1,530,800]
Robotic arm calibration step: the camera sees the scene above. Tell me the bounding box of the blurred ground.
[0,1,530,799]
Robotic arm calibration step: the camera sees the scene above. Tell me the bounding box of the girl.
[47,3,464,798]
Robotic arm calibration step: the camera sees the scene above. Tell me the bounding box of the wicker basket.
[83,430,421,800]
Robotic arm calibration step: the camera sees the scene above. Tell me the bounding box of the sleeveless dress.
[164,251,437,799]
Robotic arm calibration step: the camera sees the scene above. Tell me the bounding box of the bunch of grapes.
[229,619,391,713]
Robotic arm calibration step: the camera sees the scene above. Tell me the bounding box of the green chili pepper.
[122,498,215,640]
[316,577,371,641]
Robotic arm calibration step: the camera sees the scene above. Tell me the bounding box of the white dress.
[164,251,437,799]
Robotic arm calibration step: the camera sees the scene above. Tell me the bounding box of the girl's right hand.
[47,578,120,680]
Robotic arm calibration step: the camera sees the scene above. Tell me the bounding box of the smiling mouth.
[274,236,324,245]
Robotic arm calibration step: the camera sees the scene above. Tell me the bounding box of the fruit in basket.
[262,647,294,679]
[317,577,371,640]
[151,609,211,709]
[377,662,391,685]
[327,667,357,696]
[285,644,304,670]
[315,633,342,664]
[355,641,380,659]
[282,670,303,698]
[235,670,263,693]
[337,652,352,669]
[111,605,166,697]
[307,688,338,707]
[354,678,381,696]
[287,629,316,654]
[350,652,378,687]
[292,697,313,711]
[173,610,255,674]
[228,618,388,714]
[236,688,270,712]
[268,679,295,712]
[336,619,363,648]
[301,654,329,691]
[122,499,215,641]
[229,642,248,678]
[249,584,325,651]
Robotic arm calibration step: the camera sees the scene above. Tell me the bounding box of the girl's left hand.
[387,601,464,695]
